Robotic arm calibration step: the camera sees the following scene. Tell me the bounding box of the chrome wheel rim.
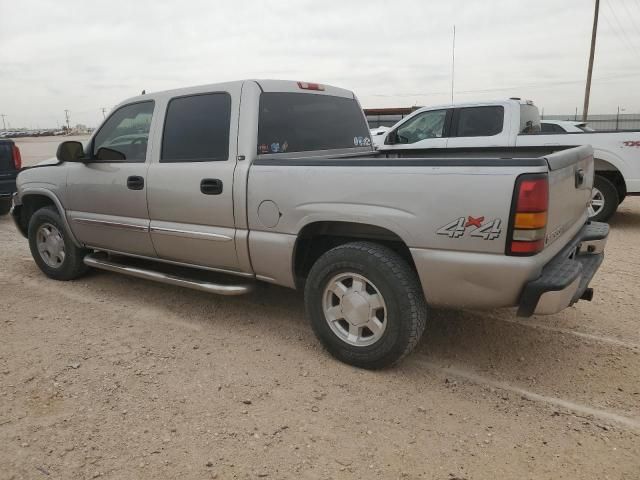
[588,188,605,218]
[322,272,387,347]
[36,223,66,268]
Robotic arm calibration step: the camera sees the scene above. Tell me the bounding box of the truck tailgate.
[544,145,593,248]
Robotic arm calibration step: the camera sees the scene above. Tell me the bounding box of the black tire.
[590,175,619,222]
[28,206,89,280]
[0,198,11,216]
[304,241,427,369]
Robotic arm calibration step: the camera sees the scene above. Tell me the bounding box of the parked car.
[0,139,21,215]
[370,126,390,147]
[541,120,595,133]
[377,99,640,221]
[11,80,607,368]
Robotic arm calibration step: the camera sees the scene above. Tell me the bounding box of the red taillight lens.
[297,81,325,91]
[517,178,548,212]
[507,174,549,256]
[11,144,22,170]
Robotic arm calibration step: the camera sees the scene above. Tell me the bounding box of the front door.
[383,109,450,150]
[146,89,240,272]
[66,101,157,257]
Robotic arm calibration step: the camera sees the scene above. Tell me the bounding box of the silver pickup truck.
[11,80,608,368]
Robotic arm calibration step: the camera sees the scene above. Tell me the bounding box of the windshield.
[257,93,371,154]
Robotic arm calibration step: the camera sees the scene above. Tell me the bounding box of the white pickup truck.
[376,99,640,221]
[11,81,607,368]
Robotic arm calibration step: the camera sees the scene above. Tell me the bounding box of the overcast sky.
[1,0,640,128]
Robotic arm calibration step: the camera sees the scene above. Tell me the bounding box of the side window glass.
[455,106,504,137]
[395,110,447,144]
[161,93,231,162]
[541,123,555,133]
[93,102,154,162]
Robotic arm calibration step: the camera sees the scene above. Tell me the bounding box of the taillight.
[297,81,325,91]
[507,174,548,256]
[12,144,22,170]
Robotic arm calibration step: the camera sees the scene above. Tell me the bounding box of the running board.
[83,253,253,296]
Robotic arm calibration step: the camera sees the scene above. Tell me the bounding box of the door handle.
[127,176,144,190]
[200,178,223,195]
[575,168,585,188]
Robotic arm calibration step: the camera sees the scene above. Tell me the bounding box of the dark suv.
[0,139,21,215]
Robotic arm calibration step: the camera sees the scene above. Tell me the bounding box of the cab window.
[395,109,448,144]
[93,101,154,162]
[161,93,231,162]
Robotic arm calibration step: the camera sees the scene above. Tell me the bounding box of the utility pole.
[451,25,456,103]
[64,109,71,130]
[101,107,107,119]
[0,114,6,131]
[582,0,599,122]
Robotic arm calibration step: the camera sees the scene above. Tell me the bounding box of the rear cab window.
[519,104,541,134]
[257,93,371,154]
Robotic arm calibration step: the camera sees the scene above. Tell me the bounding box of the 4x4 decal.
[437,216,502,240]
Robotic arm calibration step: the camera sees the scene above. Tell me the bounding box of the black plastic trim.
[253,157,547,167]
[517,221,609,317]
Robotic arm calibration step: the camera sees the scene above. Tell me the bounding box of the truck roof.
[116,79,356,109]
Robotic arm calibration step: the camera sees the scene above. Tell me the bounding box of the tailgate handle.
[575,168,585,188]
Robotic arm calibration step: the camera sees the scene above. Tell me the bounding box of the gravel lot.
[1,136,639,479]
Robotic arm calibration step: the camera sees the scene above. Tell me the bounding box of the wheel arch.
[18,189,81,246]
[292,220,417,289]
[594,155,627,201]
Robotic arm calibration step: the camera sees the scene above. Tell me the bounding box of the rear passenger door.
[146,88,241,272]
[446,105,510,148]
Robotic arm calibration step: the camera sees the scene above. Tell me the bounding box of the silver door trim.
[85,247,255,278]
[149,226,233,242]
[73,217,149,232]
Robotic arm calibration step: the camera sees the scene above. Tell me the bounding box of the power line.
[605,0,640,56]
[369,71,640,98]
[620,0,640,39]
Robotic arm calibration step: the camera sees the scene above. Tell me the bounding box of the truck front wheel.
[590,175,619,222]
[28,206,90,281]
[304,241,427,369]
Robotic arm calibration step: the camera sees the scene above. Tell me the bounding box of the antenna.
[451,25,456,103]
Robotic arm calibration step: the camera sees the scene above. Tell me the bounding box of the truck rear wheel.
[28,206,89,281]
[590,175,619,222]
[304,241,427,369]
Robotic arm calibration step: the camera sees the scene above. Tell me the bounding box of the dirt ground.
[1,137,639,479]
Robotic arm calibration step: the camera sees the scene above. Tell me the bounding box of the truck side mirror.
[56,141,85,162]
[385,131,397,145]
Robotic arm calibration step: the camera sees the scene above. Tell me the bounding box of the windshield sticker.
[270,142,280,153]
[437,216,502,240]
[258,144,270,154]
[281,141,289,153]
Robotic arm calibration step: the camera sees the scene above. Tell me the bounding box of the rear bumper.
[0,173,17,198]
[517,222,608,317]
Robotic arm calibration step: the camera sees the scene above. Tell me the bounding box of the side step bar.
[83,253,253,296]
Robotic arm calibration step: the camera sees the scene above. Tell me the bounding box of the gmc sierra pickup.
[0,139,21,215]
[11,80,608,368]
[376,99,640,222]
